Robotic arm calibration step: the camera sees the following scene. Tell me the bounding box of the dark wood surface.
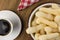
[0,0,60,40]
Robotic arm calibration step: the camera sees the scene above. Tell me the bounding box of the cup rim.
[28,3,58,40]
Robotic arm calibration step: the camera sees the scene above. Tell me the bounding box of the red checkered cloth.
[17,0,39,10]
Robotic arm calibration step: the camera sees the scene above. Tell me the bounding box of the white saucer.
[0,10,22,40]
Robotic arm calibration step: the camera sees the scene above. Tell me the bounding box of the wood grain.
[0,0,60,40]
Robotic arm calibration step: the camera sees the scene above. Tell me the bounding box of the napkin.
[17,0,39,10]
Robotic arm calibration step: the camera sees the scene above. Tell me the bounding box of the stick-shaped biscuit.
[52,28,58,33]
[44,27,52,34]
[49,39,55,40]
[39,33,59,40]
[58,27,60,32]
[55,9,60,14]
[52,3,59,9]
[54,16,60,32]
[35,33,40,40]
[40,29,45,35]
[36,17,57,28]
[55,36,60,40]
[32,17,37,26]
[54,16,60,23]
[26,24,45,34]
[39,7,60,15]
[35,11,53,20]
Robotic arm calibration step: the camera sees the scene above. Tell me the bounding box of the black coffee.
[0,19,11,36]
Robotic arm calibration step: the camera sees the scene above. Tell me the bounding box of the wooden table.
[0,0,60,40]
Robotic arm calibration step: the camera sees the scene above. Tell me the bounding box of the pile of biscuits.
[26,3,60,40]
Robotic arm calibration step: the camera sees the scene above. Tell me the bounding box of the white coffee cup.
[0,10,22,40]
